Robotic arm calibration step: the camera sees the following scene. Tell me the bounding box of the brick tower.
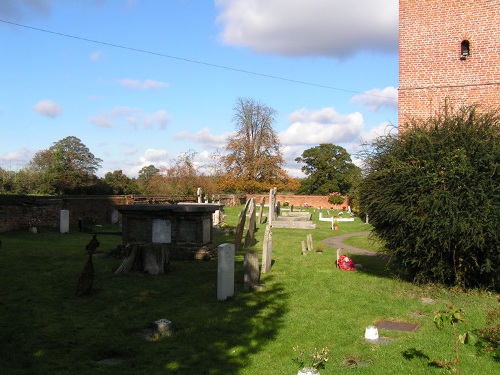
[398,0,500,127]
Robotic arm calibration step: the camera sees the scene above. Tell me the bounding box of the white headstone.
[111,209,119,224]
[60,210,69,233]
[217,243,235,300]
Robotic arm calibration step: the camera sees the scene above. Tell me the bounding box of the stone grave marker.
[234,203,248,252]
[261,225,273,273]
[258,196,265,224]
[306,233,313,251]
[244,198,256,247]
[244,250,260,290]
[217,243,235,300]
[60,209,69,233]
[301,240,307,255]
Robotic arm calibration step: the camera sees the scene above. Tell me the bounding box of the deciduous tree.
[295,143,361,196]
[29,136,102,194]
[219,97,291,193]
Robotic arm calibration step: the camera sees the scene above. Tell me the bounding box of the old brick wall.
[246,194,349,210]
[399,0,500,127]
[0,195,62,232]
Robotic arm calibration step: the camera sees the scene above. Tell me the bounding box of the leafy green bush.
[328,192,345,205]
[359,106,500,290]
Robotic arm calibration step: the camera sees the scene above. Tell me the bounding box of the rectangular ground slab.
[376,321,420,332]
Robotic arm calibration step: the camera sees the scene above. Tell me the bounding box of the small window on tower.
[461,40,470,59]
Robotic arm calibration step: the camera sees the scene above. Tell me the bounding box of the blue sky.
[0,0,399,178]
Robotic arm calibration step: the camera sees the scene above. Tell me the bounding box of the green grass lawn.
[0,206,498,374]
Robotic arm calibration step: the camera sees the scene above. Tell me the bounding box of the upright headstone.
[244,250,260,290]
[217,243,235,300]
[268,188,275,225]
[258,196,265,224]
[111,209,119,224]
[307,234,314,252]
[213,210,221,227]
[261,225,273,273]
[197,187,202,203]
[244,198,256,247]
[60,209,69,233]
[301,240,307,256]
[276,201,281,217]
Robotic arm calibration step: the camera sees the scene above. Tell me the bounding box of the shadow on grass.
[0,230,289,374]
[348,253,397,280]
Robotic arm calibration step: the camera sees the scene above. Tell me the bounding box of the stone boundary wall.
[0,193,246,233]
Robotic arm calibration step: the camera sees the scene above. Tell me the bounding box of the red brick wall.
[399,0,500,127]
[246,194,349,210]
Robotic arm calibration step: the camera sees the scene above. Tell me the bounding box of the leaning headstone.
[217,243,235,300]
[244,250,260,290]
[234,204,248,252]
[261,225,273,273]
[244,198,256,247]
[60,209,69,233]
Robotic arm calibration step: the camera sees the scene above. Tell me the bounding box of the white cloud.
[119,78,168,91]
[90,51,101,61]
[89,107,171,129]
[175,127,233,149]
[0,0,51,21]
[34,99,63,118]
[216,0,398,57]
[350,86,398,111]
[279,107,364,146]
[0,148,33,169]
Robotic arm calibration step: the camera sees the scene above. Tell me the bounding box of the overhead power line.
[1,18,398,101]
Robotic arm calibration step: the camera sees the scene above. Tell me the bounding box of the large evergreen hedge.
[359,106,499,290]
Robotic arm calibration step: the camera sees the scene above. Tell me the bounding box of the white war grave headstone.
[217,243,235,300]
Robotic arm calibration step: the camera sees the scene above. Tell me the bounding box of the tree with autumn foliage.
[218,98,298,193]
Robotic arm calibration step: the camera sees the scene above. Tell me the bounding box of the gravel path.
[322,231,389,258]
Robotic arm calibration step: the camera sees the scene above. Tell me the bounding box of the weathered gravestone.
[234,199,250,251]
[258,196,265,224]
[244,250,260,290]
[306,234,314,252]
[244,198,257,247]
[75,235,100,296]
[301,240,307,256]
[261,225,273,273]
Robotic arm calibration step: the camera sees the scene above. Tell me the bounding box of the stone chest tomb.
[116,203,222,260]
